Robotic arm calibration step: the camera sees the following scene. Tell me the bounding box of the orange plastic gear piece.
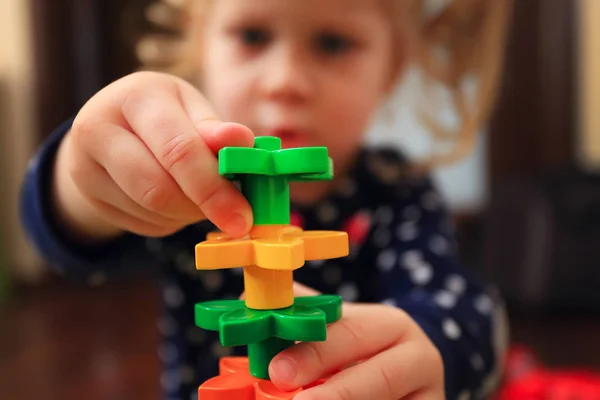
[198,357,328,400]
[196,225,348,310]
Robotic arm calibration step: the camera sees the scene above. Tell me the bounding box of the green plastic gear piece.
[217,136,333,225]
[195,294,343,379]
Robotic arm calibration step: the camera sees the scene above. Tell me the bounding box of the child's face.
[199,0,398,177]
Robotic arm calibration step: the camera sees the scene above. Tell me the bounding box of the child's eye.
[239,27,270,47]
[315,33,353,55]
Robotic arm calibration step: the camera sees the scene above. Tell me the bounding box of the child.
[20,0,513,399]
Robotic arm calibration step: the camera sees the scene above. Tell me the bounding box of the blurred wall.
[366,69,488,214]
[0,0,43,281]
[579,0,600,169]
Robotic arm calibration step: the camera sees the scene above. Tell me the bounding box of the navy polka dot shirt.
[20,119,507,400]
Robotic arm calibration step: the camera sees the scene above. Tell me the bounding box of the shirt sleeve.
[372,176,507,400]
[19,118,164,284]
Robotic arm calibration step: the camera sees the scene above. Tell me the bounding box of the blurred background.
[0,0,599,399]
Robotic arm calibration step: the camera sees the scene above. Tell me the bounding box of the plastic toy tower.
[194,136,349,399]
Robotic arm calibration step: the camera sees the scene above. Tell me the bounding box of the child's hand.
[269,287,445,399]
[53,71,254,242]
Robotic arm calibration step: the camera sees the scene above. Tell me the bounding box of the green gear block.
[218,137,333,225]
[195,294,342,379]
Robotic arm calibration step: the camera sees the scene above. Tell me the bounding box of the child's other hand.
[54,71,254,242]
[269,296,445,399]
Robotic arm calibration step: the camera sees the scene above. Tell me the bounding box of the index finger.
[120,76,254,237]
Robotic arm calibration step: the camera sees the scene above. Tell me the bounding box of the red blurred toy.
[496,345,600,400]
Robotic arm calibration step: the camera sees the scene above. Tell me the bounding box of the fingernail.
[224,212,250,237]
[271,358,297,382]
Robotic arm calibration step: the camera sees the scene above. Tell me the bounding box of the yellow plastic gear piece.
[195,225,349,309]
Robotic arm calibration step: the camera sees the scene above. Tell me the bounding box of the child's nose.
[259,46,314,104]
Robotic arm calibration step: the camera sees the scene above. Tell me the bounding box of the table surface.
[1,273,599,399]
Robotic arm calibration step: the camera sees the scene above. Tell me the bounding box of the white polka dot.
[434,290,457,309]
[375,205,394,225]
[202,271,224,292]
[88,272,107,286]
[396,222,419,241]
[377,249,398,272]
[382,298,397,307]
[322,265,342,285]
[443,318,462,340]
[161,370,180,392]
[470,353,485,371]
[181,364,196,384]
[337,177,357,198]
[399,250,424,270]
[186,328,206,345]
[211,341,232,358]
[446,274,467,295]
[422,191,441,211]
[164,285,185,308]
[146,238,163,253]
[157,317,179,336]
[317,202,338,223]
[402,205,421,222]
[410,264,433,285]
[474,294,494,315]
[337,282,360,302]
[429,235,450,255]
[307,259,325,268]
[372,228,392,248]
[158,343,179,364]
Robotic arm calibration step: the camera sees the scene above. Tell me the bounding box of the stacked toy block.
[194,137,349,399]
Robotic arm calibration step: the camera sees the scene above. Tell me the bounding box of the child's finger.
[71,157,181,237]
[269,304,413,390]
[73,151,185,236]
[292,341,443,400]
[73,121,203,223]
[120,85,252,237]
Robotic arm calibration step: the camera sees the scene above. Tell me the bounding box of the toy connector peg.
[196,225,348,309]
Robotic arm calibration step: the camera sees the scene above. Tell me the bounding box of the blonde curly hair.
[135,0,513,169]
